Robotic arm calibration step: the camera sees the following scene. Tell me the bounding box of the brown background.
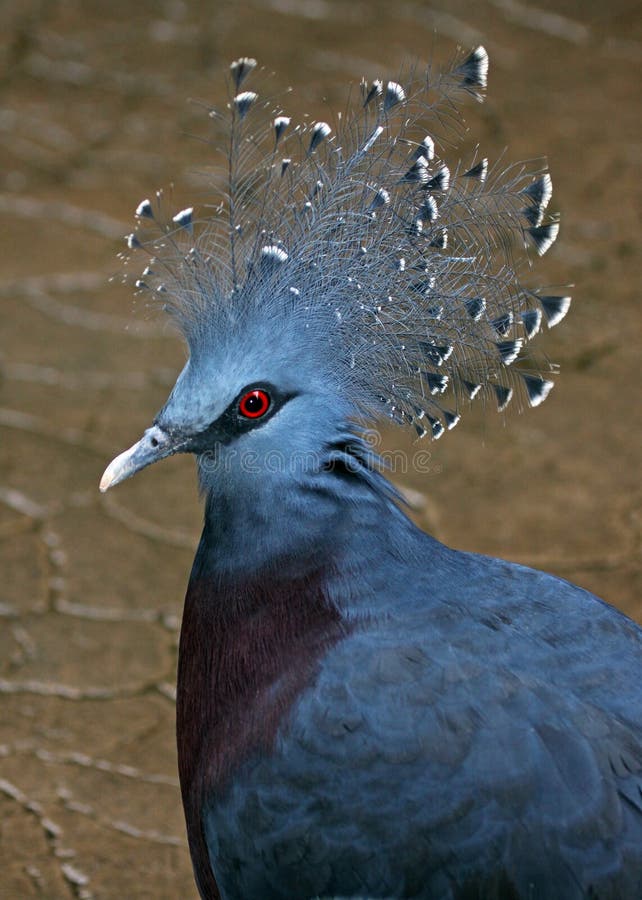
[1,0,640,897]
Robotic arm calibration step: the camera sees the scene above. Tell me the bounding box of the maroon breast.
[176,568,345,898]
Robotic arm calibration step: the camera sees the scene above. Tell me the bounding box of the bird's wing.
[277,604,642,898]
[230,546,642,899]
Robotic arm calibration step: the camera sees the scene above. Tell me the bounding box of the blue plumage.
[100,50,642,900]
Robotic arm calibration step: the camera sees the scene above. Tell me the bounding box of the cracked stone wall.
[1,1,640,897]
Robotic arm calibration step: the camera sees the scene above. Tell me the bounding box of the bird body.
[177,469,642,899]
[100,50,642,898]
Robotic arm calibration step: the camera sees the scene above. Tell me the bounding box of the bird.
[99,50,642,900]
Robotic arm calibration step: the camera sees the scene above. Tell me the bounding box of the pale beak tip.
[99,461,118,493]
[99,447,133,493]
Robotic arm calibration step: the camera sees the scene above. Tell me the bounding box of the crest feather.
[126,50,570,437]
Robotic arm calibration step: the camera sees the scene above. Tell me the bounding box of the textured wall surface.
[1,1,640,896]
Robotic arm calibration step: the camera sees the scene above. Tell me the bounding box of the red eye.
[239,389,270,419]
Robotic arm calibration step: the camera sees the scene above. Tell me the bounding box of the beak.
[99,424,186,492]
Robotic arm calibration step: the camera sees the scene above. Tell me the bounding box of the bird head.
[101,51,569,519]
[99,293,353,497]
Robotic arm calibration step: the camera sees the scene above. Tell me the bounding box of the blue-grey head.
[100,51,570,568]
